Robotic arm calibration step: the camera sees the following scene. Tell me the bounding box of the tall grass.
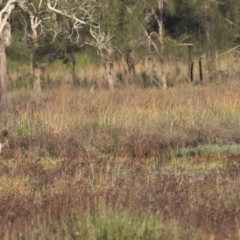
[1,81,240,239]
[17,208,165,240]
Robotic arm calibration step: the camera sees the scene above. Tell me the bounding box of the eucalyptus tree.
[50,0,172,89]
[48,0,169,89]
[0,0,52,108]
[138,0,171,88]
[0,0,20,110]
[48,0,130,90]
[19,0,53,91]
[0,0,95,110]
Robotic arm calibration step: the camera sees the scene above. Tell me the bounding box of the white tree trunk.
[33,62,41,92]
[0,0,20,110]
[0,45,7,110]
[157,0,163,44]
[161,69,167,90]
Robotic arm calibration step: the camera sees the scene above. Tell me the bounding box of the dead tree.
[188,45,194,83]
[126,49,136,86]
[126,49,135,76]
[199,57,203,82]
[48,1,117,90]
[101,46,115,91]
[20,5,43,92]
[0,0,119,105]
[0,0,19,110]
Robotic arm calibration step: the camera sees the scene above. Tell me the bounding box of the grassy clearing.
[1,82,240,239]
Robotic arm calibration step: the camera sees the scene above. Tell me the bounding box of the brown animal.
[0,130,9,152]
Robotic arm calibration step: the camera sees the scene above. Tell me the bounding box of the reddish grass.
[0,83,240,238]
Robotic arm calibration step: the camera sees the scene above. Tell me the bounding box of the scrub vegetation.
[1,81,240,239]
[1,1,240,239]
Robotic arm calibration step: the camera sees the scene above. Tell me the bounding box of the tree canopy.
[1,0,240,89]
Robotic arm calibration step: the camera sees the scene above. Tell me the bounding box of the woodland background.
[6,0,240,91]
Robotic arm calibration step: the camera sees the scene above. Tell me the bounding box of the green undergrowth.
[177,144,240,159]
[10,207,202,240]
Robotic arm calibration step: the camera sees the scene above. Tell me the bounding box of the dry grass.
[1,81,240,239]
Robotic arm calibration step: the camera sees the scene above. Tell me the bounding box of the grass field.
[1,81,240,239]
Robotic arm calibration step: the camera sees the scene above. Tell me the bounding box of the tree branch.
[47,0,88,25]
[0,0,23,33]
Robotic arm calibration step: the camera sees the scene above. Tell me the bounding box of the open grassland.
[2,82,240,239]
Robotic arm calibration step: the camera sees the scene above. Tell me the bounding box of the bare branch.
[0,0,23,33]
[18,3,43,47]
[47,0,88,25]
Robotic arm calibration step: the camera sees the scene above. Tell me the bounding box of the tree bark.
[199,57,203,82]
[161,65,167,90]
[31,19,41,92]
[158,58,166,89]
[33,61,41,92]
[0,20,11,111]
[190,62,194,83]
[188,45,194,83]
[126,49,135,84]
[104,61,115,91]
[0,0,19,110]
[157,0,163,44]
[101,45,115,91]
[0,44,7,110]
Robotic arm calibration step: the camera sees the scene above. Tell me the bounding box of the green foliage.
[19,208,168,239]
[177,144,240,159]
[3,0,240,88]
[16,119,31,137]
[86,208,162,240]
[76,49,100,66]
[6,32,32,65]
